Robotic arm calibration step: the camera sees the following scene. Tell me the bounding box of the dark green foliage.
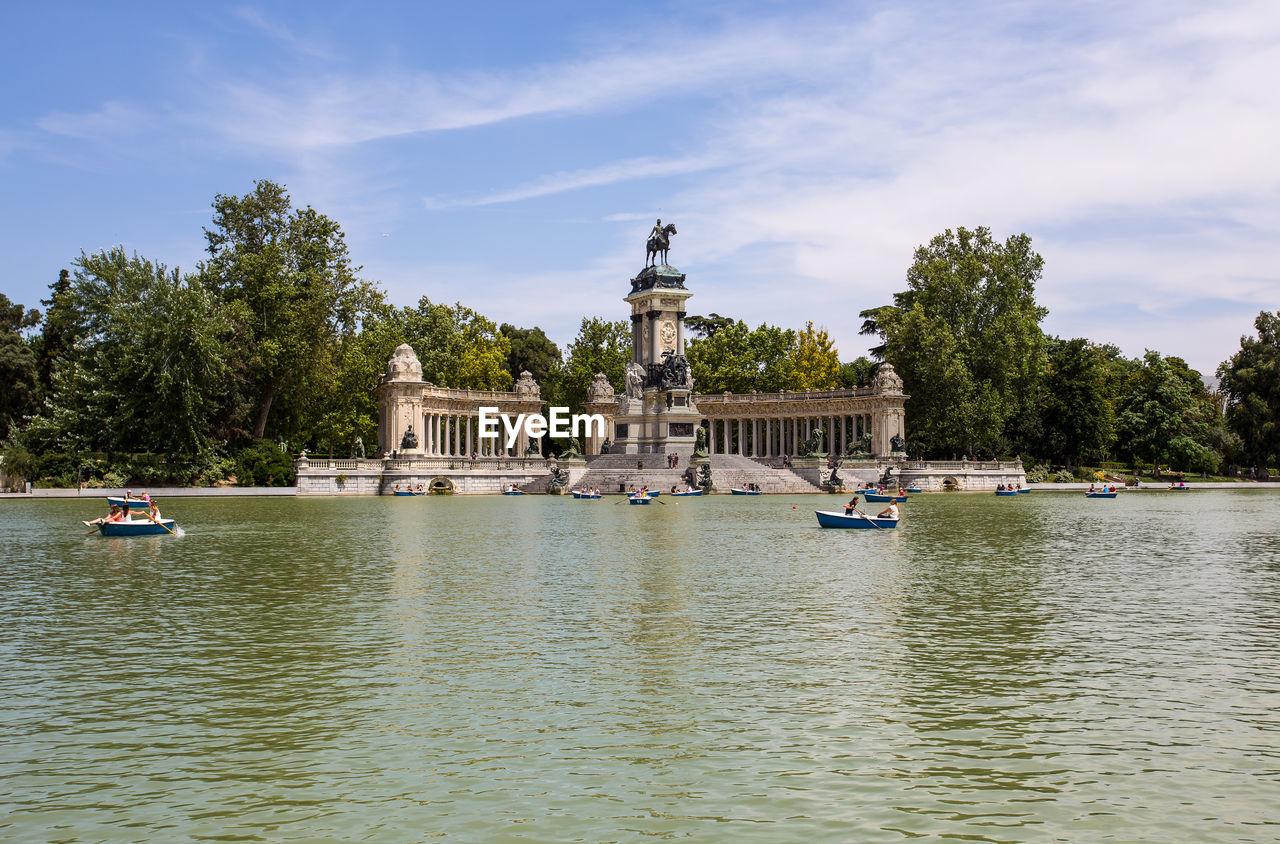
[0,294,40,440]
[1038,338,1116,467]
[838,357,876,389]
[200,180,382,440]
[1115,351,1221,475]
[562,317,630,411]
[1218,311,1280,468]
[235,439,295,486]
[685,321,797,394]
[685,313,733,339]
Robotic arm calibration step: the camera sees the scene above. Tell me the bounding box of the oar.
[856,509,885,530]
[145,512,177,536]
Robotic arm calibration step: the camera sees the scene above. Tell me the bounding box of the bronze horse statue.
[646,223,677,267]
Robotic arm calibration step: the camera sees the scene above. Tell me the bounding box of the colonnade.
[704,414,876,458]
[420,412,527,458]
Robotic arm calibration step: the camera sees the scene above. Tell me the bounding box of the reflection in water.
[3,492,1280,841]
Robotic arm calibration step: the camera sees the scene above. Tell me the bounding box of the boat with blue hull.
[730,488,762,495]
[1017,488,1031,494]
[995,490,1019,496]
[815,510,899,529]
[1086,491,1118,498]
[107,496,152,509]
[86,518,177,537]
[503,490,525,496]
[392,490,424,496]
[904,485,924,494]
[671,489,702,497]
[628,495,653,505]
[571,491,601,499]
[864,493,907,503]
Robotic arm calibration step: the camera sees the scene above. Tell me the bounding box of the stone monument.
[611,221,700,455]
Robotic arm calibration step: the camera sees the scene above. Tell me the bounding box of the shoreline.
[4,481,1280,499]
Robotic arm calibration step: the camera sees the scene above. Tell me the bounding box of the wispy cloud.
[426,154,724,208]
[37,101,150,138]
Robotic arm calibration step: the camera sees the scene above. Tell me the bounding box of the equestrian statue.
[646,219,677,267]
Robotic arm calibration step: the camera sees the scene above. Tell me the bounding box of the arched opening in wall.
[429,476,454,495]
[941,476,959,491]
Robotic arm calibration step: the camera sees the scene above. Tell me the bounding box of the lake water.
[3,491,1280,842]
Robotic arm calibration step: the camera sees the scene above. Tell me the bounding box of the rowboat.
[864,492,907,503]
[1016,488,1031,494]
[1168,484,1192,491]
[730,488,762,495]
[503,489,525,496]
[815,510,899,529]
[1085,491,1118,498]
[392,490,424,496]
[107,496,152,508]
[904,485,924,494]
[85,518,176,536]
[571,490,601,499]
[853,488,878,495]
[628,495,652,505]
[995,490,1019,496]
[672,489,702,496]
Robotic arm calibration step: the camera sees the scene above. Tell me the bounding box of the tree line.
[1,186,1276,486]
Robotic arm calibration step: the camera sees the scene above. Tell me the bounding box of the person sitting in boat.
[844,495,862,516]
[91,504,124,525]
[146,500,162,521]
[120,503,135,522]
[1086,484,1095,495]
[877,500,900,520]
[671,485,678,494]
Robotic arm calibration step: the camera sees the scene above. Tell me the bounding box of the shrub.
[1052,469,1075,483]
[234,439,296,487]
[1025,464,1048,483]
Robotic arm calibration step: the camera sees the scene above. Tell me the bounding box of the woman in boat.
[878,500,900,520]
[91,504,123,525]
[146,500,162,521]
[1086,483,1095,495]
[844,495,862,516]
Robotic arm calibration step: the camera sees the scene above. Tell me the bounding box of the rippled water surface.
[4,491,1280,842]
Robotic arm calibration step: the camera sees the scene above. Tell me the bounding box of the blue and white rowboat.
[572,491,601,499]
[89,518,176,536]
[864,493,907,503]
[730,488,762,495]
[628,495,652,505]
[1086,491,1118,498]
[107,496,152,509]
[995,490,1019,496]
[671,489,702,496]
[815,510,899,529]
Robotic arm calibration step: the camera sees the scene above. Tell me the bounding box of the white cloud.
[37,101,150,138]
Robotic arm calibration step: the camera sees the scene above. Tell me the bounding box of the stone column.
[722,419,730,455]
[676,310,686,355]
[466,416,473,457]
[648,310,660,366]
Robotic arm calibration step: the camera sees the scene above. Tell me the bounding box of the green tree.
[0,294,40,440]
[1038,337,1115,467]
[860,226,1049,457]
[399,298,512,390]
[562,317,630,411]
[791,322,840,390]
[1218,311,1280,469]
[686,320,797,394]
[200,180,381,440]
[837,356,876,389]
[34,269,77,396]
[1115,351,1219,475]
[685,312,733,339]
[500,323,562,402]
[28,248,232,458]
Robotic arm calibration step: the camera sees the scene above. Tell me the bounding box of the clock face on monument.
[660,320,676,351]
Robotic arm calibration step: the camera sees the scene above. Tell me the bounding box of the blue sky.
[2,0,1277,376]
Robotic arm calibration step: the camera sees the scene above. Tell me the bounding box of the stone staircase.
[568,452,824,494]
[708,454,825,494]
